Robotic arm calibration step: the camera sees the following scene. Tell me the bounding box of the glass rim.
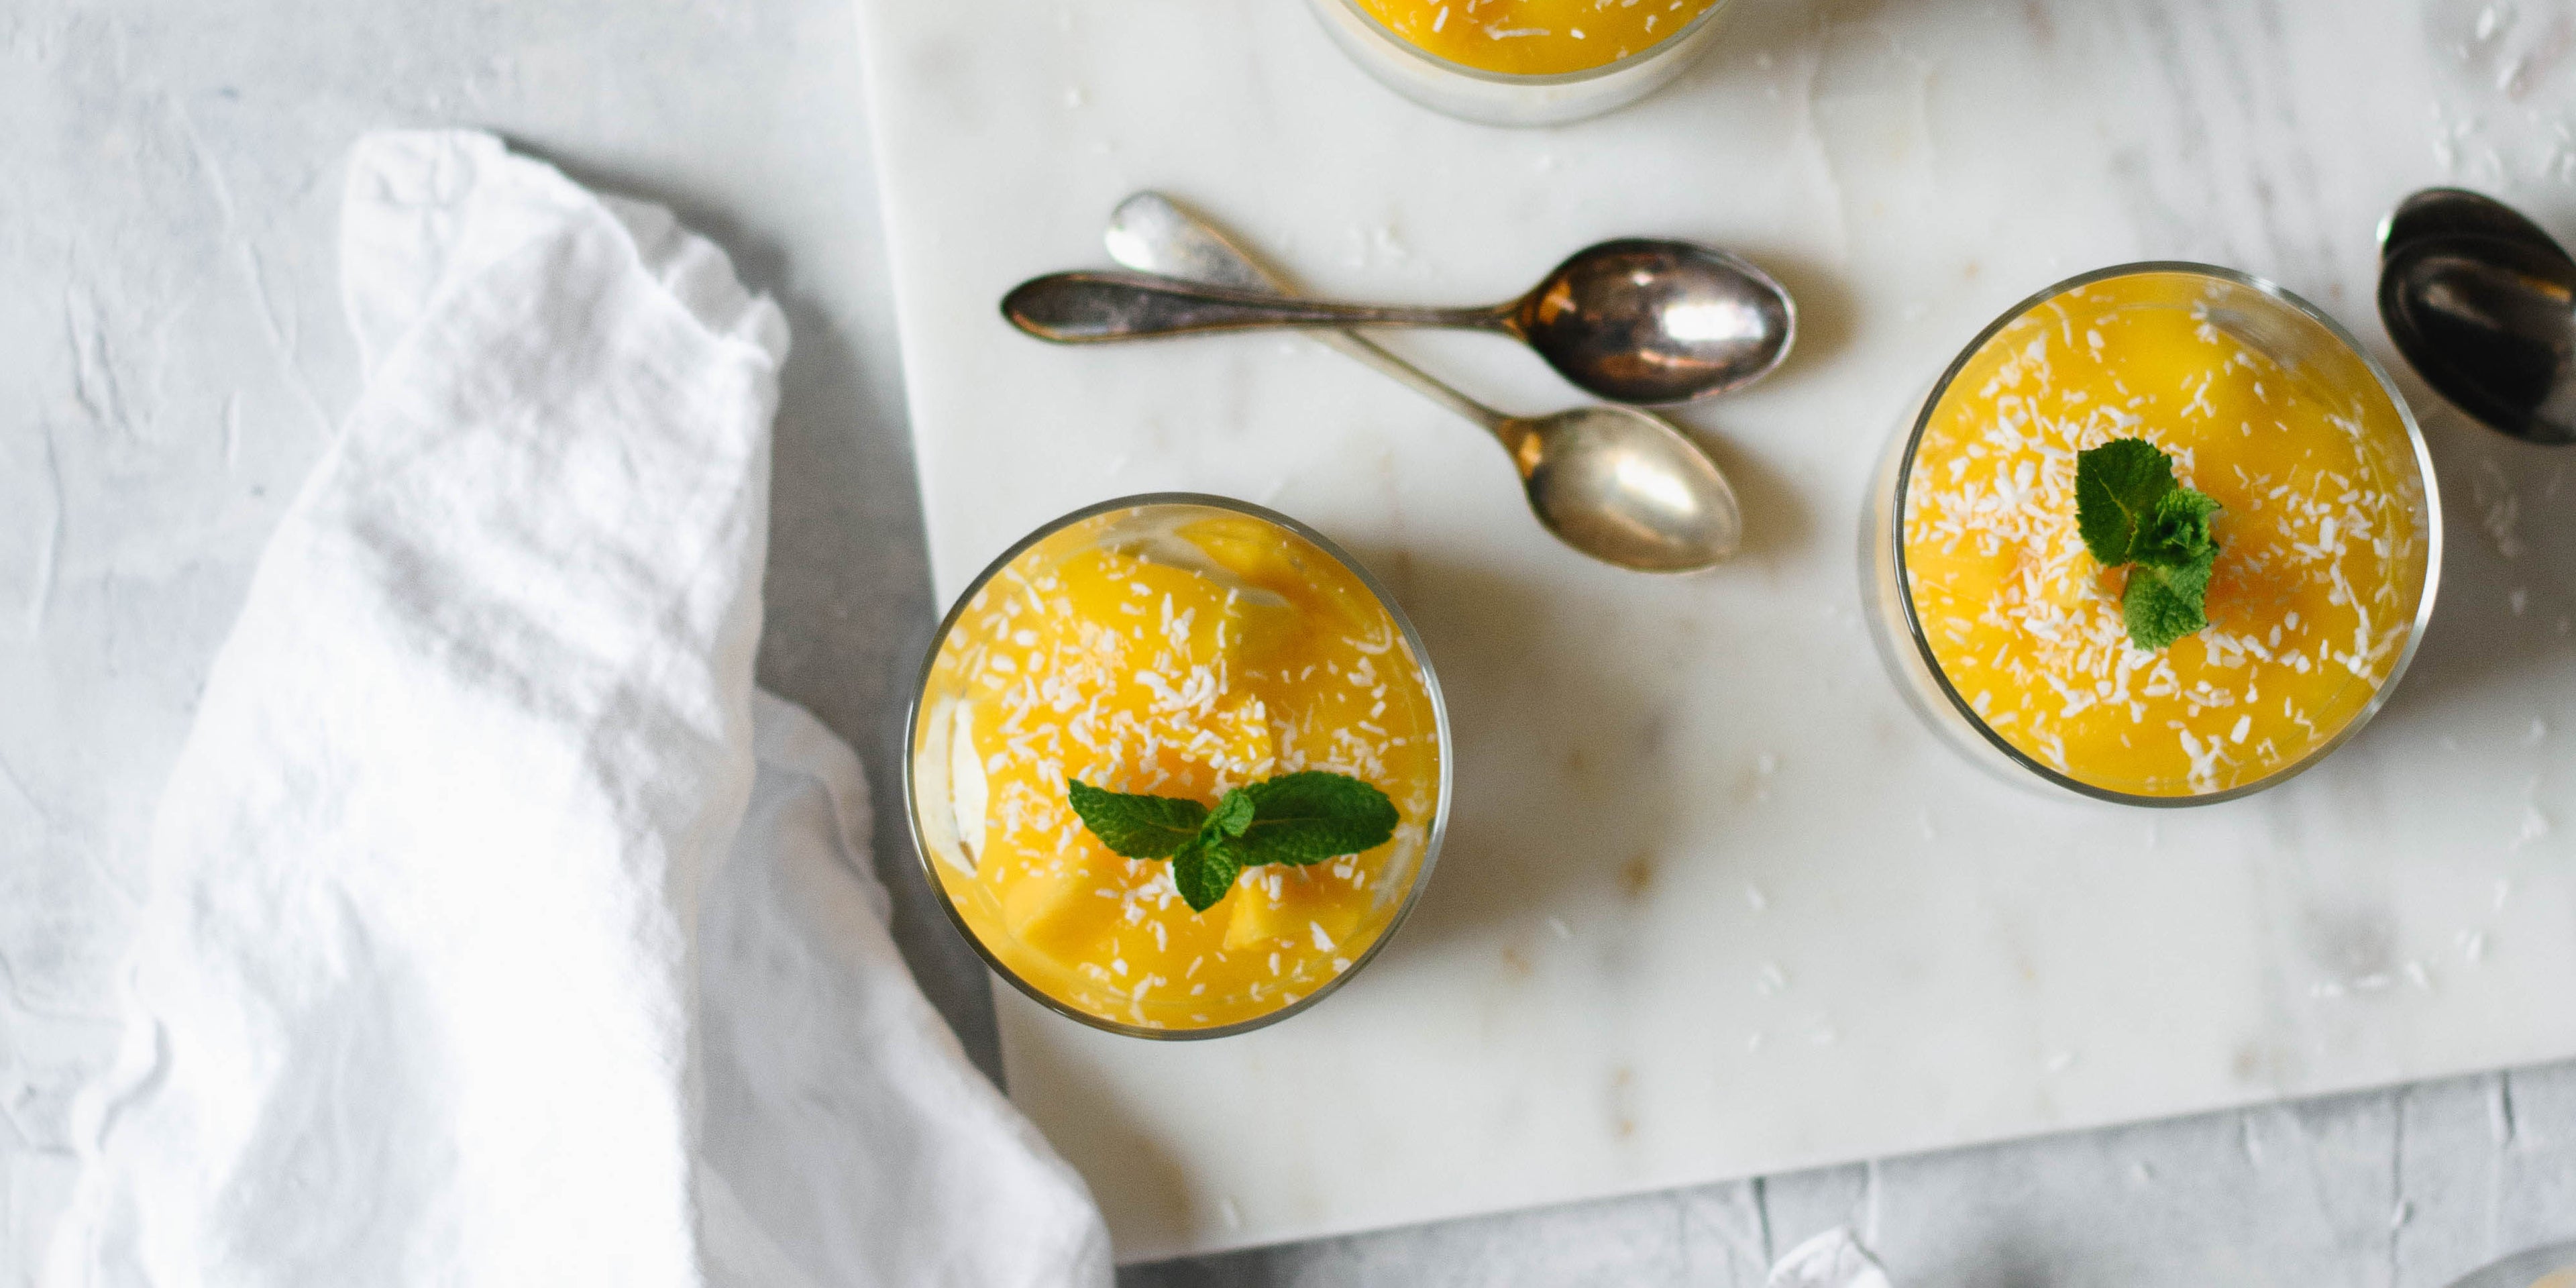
[900,492,1456,1039]
[2439,1240,2576,1288]
[1327,0,1729,87]
[1888,261,2448,808]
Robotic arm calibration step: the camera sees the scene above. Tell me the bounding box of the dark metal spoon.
[2379,186,2574,267]
[1002,238,1796,407]
[2377,187,2576,445]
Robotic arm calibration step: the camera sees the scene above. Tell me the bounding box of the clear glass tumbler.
[906,494,1452,1037]
[1863,264,2443,806]
[1306,0,1733,126]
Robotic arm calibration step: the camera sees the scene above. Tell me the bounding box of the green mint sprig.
[1066,771,1399,912]
[2074,437,2222,652]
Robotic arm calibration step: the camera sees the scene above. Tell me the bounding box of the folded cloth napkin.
[51,129,1108,1287]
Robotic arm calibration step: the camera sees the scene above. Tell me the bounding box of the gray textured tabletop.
[3,1,2570,1283]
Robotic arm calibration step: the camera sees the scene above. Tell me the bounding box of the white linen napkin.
[50,129,1109,1287]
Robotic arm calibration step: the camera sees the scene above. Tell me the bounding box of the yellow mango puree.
[1902,281,2430,797]
[1352,0,1719,75]
[918,510,1441,1030]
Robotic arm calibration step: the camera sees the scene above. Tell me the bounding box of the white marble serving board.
[851,0,2576,1263]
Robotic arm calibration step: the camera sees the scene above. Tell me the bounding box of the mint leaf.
[1233,771,1400,867]
[1210,788,1255,839]
[1169,838,1240,912]
[2075,437,2221,651]
[2074,438,2175,566]
[2122,558,2212,652]
[1065,770,1401,914]
[1067,780,1208,859]
[2137,486,2220,569]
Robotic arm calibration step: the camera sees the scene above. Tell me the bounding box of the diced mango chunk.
[1000,857,1114,965]
[1224,863,1369,953]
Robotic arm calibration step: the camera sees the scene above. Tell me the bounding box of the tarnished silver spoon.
[1004,233,1794,407]
[2377,186,2576,445]
[1102,193,1741,572]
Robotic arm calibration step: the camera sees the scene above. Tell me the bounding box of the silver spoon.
[2377,186,2576,445]
[1102,193,1742,572]
[1004,235,1795,407]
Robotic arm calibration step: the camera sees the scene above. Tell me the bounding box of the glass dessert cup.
[1306,0,1732,127]
[905,494,1452,1038]
[1864,264,2444,806]
[2440,1241,2576,1288]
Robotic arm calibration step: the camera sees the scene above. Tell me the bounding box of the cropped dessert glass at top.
[905,496,1451,1038]
[1866,264,2443,806]
[1307,0,1732,125]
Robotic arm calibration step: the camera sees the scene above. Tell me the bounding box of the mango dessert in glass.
[1866,265,2442,804]
[1307,0,1731,125]
[906,496,1450,1036]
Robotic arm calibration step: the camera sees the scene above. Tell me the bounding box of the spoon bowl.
[1509,406,1741,571]
[2379,186,2573,266]
[2377,187,2576,445]
[1007,235,1795,407]
[1513,239,1795,405]
[1101,192,1741,570]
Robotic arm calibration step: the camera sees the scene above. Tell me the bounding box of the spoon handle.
[1003,271,1511,343]
[1310,328,1513,435]
[1102,194,1514,435]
